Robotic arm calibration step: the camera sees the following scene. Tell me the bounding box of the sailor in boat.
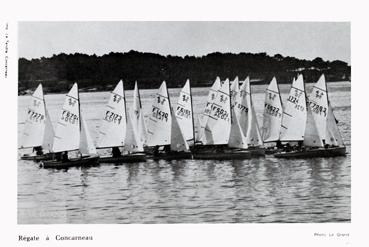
[112,147,122,158]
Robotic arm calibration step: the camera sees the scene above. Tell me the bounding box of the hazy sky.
[18,22,350,63]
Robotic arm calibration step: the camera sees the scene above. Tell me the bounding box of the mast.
[189,79,196,147]
[77,83,82,154]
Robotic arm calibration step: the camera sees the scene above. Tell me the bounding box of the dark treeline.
[18,50,351,94]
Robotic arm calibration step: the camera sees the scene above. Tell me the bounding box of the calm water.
[18,81,351,223]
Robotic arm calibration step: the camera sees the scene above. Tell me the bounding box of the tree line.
[18,50,351,94]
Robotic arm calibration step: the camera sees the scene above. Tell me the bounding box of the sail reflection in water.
[18,82,351,224]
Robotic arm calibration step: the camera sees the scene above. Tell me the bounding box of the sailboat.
[261,77,284,154]
[233,77,265,156]
[147,81,192,160]
[41,83,99,168]
[193,78,251,160]
[131,81,147,145]
[19,84,55,161]
[274,74,346,158]
[96,80,146,163]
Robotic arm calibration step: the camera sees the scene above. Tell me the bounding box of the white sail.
[303,104,324,147]
[308,74,329,142]
[131,81,147,144]
[97,80,127,148]
[246,105,263,146]
[230,76,240,108]
[280,74,307,142]
[124,110,144,152]
[175,79,194,143]
[228,108,248,149]
[262,77,283,142]
[326,104,344,146]
[79,113,97,155]
[171,108,190,152]
[21,84,46,148]
[52,83,80,152]
[235,77,250,135]
[197,77,221,144]
[146,81,172,146]
[41,108,55,152]
[205,78,231,144]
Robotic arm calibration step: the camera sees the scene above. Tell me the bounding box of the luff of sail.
[205,78,231,145]
[175,79,194,143]
[308,74,329,143]
[52,83,80,153]
[280,74,307,142]
[197,77,221,144]
[131,81,147,144]
[97,80,127,148]
[262,77,283,142]
[171,108,190,152]
[146,81,172,147]
[79,113,97,155]
[21,84,46,148]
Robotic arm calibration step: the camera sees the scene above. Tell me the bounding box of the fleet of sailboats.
[19,73,347,168]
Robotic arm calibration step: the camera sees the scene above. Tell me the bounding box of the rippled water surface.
[18,81,351,223]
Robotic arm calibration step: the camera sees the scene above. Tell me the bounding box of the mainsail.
[146,81,172,146]
[204,78,231,144]
[131,81,147,144]
[230,76,240,109]
[308,74,329,142]
[21,84,46,148]
[79,114,97,155]
[197,77,221,144]
[280,74,307,142]
[171,108,190,152]
[262,77,283,142]
[175,79,194,143]
[52,83,80,152]
[97,80,127,148]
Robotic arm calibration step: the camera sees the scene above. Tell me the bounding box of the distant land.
[18,50,350,95]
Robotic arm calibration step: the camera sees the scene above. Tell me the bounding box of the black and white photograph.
[17,21,351,225]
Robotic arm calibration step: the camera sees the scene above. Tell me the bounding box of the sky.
[18,22,350,63]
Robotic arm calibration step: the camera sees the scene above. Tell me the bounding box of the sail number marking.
[61,110,79,124]
[176,106,191,119]
[27,109,45,122]
[152,106,169,122]
[212,105,229,121]
[309,101,327,117]
[264,103,281,117]
[104,110,123,124]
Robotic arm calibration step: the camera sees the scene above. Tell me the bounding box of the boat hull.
[192,145,251,160]
[20,153,53,162]
[99,153,147,163]
[247,147,266,157]
[151,152,193,161]
[41,155,99,169]
[274,146,346,158]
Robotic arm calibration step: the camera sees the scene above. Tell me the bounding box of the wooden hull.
[41,155,99,169]
[274,146,346,158]
[99,153,147,163]
[20,153,53,161]
[151,152,193,161]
